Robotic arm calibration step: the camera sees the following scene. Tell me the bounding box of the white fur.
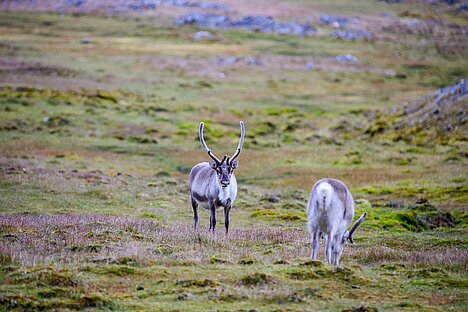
[217,175,237,207]
[306,178,355,267]
[196,173,237,211]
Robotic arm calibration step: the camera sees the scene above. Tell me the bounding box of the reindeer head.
[341,212,367,245]
[199,121,245,188]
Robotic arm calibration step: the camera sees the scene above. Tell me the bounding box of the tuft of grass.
[175,279,217,287]
[240,273,273,287]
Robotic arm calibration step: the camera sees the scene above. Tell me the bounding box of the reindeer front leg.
[224,199,232,234]
[310,228,320,260]
[209,200,216,233]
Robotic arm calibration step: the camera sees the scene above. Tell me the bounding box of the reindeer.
[189,121,245,234]
[306,178,366,266]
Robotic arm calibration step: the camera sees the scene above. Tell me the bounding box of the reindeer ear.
[230,160,239,169]
[209,161,218,169]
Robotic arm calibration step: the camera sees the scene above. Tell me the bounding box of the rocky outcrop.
[364,80,468,145]
[176,13,316,36]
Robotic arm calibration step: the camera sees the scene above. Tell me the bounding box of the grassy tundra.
[0,0,467,311]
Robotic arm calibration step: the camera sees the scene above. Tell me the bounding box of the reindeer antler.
[348,212,367,244]
[199,122,221,164]
[230,121,245,162]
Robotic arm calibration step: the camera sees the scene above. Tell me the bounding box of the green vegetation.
[0,1,467,311]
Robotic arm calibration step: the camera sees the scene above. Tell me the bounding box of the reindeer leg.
[311,229,320,260]
[335,246,341,268]
[209,201,216,233]
[332,234,341,267]
[325,232,334,265]
[191,194,198,230]
[224,200,232,234]
[331,238,336,266]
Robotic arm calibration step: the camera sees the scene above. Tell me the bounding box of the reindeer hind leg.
[191,194,199,230]
[310,229,320,260]
[325,231,334,265]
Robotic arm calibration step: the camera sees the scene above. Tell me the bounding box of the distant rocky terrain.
[365,79,467,145]
[176,13,317,36]
[0,0,226,14]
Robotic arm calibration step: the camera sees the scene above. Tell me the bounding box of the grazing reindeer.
[306,178,366,266]
[189,121,245,234]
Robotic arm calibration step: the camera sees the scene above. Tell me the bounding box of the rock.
[232,15,275,30]
[246,56,262,66]
[176,13,231,28]
[218,56,240,65]
[194,2,225,10]
[397,18,443,34]
[192,31,214,41]
[128,0,225,11]
[176,13,316,37]
[335,54,359,64]
[164,0,225,10]
[13,0,228,14]
[271,21,316,36]
[64,0,87,7]
[305,62,315,71]
[233,15,316,36]
[80,38,93,44]
[320,15,349,28]
[140,0,159,9]
[330,30,374,41]
[363,79,467,144]
[432,79,467,105]
[320,14,360,28]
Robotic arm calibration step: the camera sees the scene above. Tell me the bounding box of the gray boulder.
[330,30,374,40]
[335,54,359,63]
[320,15,349,28]
[192,31,215,41]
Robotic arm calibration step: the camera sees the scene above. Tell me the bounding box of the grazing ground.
[0,1,467,311]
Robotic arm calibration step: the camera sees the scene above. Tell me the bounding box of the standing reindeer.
[189,121,245,234]
[306,178,366,266]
